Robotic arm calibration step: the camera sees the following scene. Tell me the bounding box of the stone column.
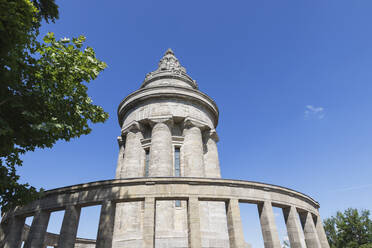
[282,206,306,248]
[258,201,281,248]
[24,210,50,248]
[188,197,202,248]
[203,129,221,178]
[114,123,144,247]
[226,199,245,248]
[143,197,155,248]
[183,118,205,177]
[116,121,144,178]
[96,200,116,248]
[299,211,322,248]
[57,205,81,248]
[149,117,173,177]
[115,136,125,178]
[314,214,330,248]
[2,216,25,248]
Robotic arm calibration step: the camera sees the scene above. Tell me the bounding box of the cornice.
[117,86,219,127]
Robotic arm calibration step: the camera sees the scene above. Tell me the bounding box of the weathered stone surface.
[188,197,202,248]
[112,201,143,247]
[96,201,116,248]
[143,197,155,248]
[2,216,25,248]
[314,214,330,248]
[203,130,221,178]
[283,206,306,248]
[149,120,173,177]
[24,210,50,248]
[58,205,81,248]
[258,201,281,248]
[227,199,245,248]
[183,124,204,177]
[116,122,144,178]
[299,211,322,248]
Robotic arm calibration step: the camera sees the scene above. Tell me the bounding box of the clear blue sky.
[18,1,372,247]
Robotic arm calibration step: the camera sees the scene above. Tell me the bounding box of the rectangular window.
[174,147,180,177]
[145,149,150,177]
[174,147,181,207]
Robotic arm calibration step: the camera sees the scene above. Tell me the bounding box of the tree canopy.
[0,0,108,212]
[324,208,372,248]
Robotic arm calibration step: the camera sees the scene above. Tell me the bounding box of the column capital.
[117,136,124,147]
[183,117,209,130]
[121,121,141,136]
[148,115,174,127]
[203,129,219,142]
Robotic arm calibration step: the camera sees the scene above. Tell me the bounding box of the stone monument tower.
[0,49,330,248]
[114,48,229,247]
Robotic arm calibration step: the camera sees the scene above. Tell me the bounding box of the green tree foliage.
[0,0,108,212]
[324,208,372,248]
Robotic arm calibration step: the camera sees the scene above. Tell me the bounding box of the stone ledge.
[117,86,219,127]
[4,177,320,219]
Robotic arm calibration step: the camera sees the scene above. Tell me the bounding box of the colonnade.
[0,184,329,248]
[1,195,329,248]
[116,117,221,179]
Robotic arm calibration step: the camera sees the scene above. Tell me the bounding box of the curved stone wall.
[117,86,219,129]
[1,178,329,248]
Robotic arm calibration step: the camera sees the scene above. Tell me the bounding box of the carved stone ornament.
[117,136,125,147]
[206,129,219,142]
[158,48,186,73]
[183,117,209,130]
[148,116,174,127]
[141,48,198,89]
[121,121,141,136]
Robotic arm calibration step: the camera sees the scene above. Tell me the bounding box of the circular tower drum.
[115,49,228,247]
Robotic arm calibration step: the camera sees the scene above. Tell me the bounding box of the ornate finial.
[141,49,199,89]
[157,48,186,72]
[165,48,174,55]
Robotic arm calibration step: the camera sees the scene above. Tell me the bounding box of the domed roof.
[140,49,198,89]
